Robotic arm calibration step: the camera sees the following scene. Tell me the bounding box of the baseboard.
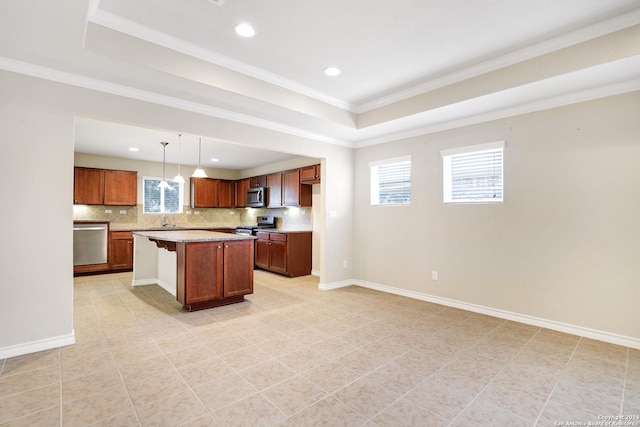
[311,269,320,277]
[0,331,76,360]
[132,278,157,287]
[132,278,176,297]
[320,278,640,350]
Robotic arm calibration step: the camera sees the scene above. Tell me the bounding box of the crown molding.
[87,8,356,113]
[353,77,640,148]
[0,56,352,148]
[354,8,640,114]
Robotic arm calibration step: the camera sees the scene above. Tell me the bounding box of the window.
[143,177,184,214]
[441,141,504,203]
[370,156,411,205]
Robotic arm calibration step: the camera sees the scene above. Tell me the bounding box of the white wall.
[353,92,640,342]
[0,72,75,357]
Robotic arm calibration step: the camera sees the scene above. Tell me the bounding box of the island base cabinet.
[176,240,253,311]
[223,240,255,297]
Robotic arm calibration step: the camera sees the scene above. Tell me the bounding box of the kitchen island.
[132,230,256,311]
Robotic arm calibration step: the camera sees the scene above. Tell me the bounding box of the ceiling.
[3,0,640,169]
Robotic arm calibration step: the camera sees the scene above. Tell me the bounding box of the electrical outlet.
[104,209,112,214]
[229,211,234,215]
[194,211,200,215]
[432,271,438,281]
[343,260,348,268]
[119,210,127,214]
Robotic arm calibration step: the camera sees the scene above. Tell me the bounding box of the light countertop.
[133,230,256,243]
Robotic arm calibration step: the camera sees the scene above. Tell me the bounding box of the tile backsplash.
[73,205,312,231]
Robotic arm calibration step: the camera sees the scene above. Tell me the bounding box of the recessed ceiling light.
[210,158,219,163]
[128,147,139,152]
[324,67,341,77]
[234,22,255,38]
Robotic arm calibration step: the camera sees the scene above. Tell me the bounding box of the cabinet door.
[74,167,104,205]
[190,178,219,208]
[267,173,282,207]
[282,169,300,206]
[300,165,320,184]
[250,175,267,188]
[269,241,288,274]
[255,239,270,269]
[183,242,223,304]
[223,240,254,297]
[218,180,235,208]
[235,178,250,208]
[109,232,133,270]
[104,170,137,206]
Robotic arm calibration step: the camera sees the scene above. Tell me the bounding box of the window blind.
[441,141,504,203]
[370,156,411,205]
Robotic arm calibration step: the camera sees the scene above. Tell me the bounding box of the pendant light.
[159,141,169,188]
[172,133,185,184]
[192,137,208,178]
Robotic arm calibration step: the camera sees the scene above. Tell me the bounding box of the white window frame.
[142,176,185,214]
[441,141,504,204]
[369,155,412,206]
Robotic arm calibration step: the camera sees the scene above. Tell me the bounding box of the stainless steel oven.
[73,222,108,266]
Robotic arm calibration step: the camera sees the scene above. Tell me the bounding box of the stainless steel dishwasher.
[73,222,108,266]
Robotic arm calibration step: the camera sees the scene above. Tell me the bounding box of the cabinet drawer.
[111,231,133,240]
[269,233,287,242]
[256,231,270,240]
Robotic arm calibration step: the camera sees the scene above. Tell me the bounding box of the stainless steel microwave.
[247,186,267,208]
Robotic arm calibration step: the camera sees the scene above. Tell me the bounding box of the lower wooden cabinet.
[176,239,254,311]
[109,231,134,270]
[255,231,311,277]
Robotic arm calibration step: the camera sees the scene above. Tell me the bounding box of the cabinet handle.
[225,245,229,248]
[218,245,222,248]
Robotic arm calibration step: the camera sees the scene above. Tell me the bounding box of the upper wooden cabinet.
[191,178,236,208]
[250,175,267,188]
[74,167,104,205]
[74,167,136,206]
[300,164,321,184]
[266,169,312,208]
[284,169,312,207]
[218,180,236,208]
[267,172,282,207]
[190,177,219,208]
[235,178,250,208]
[104,170,137,206]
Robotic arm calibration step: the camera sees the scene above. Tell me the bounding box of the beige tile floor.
[1,271,639,426]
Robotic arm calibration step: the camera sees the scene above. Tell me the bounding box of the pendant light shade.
[159,141,169,188]
[173,133,185,184]
[192,137,208,178]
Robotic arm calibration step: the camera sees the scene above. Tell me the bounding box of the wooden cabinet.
[265,169,311,208]
[283,169,312,207]
[218,180,236,208]
[176,239,254,311]
[267,172,282,207]
[300,164,321,184]
[109,231,133,270]
[74,167,104,205]
[104,170,137,205]
[223,240,254,297]
[191,178,237,208]
[255,231,311,277]
[250,175,267,188]
[74,167,137,206]
[190,177,219,208]
[235,178,250,208]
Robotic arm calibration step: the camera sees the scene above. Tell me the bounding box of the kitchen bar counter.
[132,230,255,311]
[133,229,255,242]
